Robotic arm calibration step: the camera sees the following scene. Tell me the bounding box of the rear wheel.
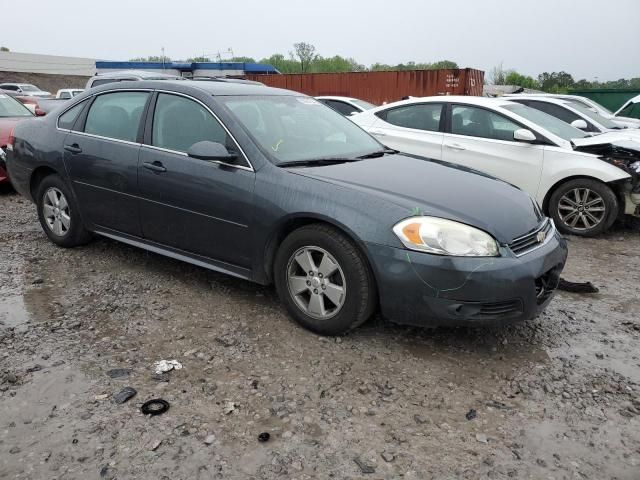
[274,224,377,335]
[36,174,92,247]
[548,179,618,237]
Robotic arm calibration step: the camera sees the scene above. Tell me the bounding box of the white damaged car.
[352,96,640,236]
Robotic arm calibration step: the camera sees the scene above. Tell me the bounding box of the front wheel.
[274,224,377,335]
[548,179,618,237]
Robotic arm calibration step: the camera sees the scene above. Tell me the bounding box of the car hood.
[288,154,544,244]
[0,117,26,147]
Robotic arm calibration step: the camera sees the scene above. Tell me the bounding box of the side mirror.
[187,141,238,162]
[35,108,46,116]
[570,119,588,130]
[513,128,536,142]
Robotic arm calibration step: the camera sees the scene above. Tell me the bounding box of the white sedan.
[352,96,640,236]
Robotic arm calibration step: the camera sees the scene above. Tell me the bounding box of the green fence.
[568,89,640,112]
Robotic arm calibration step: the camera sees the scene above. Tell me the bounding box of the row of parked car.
[0,73,638,334]
[319,93,640,237]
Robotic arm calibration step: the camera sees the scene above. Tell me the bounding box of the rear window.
[84,91,149,142]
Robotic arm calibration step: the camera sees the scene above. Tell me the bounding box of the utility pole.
[161,47,165,69]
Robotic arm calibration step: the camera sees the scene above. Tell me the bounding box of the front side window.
[152,93,231,154]
[451,105,520,141]
[382,104,442,132]
[58,100,88,130]
[84,91,149,142]
[219,95,381,164]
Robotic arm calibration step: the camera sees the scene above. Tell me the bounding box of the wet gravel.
[1,186,639,479]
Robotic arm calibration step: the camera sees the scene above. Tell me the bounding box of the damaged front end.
[573,139,640,216]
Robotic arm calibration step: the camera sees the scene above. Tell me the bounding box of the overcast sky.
[3,0,639,80]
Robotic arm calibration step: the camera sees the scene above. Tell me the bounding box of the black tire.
[274,224,377,335]
[548,178,618,237]
[35,174,92,247]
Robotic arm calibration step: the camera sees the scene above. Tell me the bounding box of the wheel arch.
[541,175,623,215]
[260,213,380,295]
[29,166,60,200]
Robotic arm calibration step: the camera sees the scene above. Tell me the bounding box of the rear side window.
[152,93,230,153]
[380,104,443,132]
[451,105,521,141]
[58,100,87,130]
[325,100,359,116]
[84,92,149,142]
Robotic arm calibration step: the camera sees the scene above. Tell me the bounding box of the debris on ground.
[353,457,376,474]
[258,432,270,442]
[558,278,599,293]
[223,401,238,415]
[466,409,477,420]
[113,387,137,404]
[476,433,488,444]
[140,399,170,416]
[153,360,183,375]
[204,434,216,445]
[106,368,131,379]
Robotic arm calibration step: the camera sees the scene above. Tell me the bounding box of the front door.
[62,90,150,236]
[138,92,255,269]
[441,104,544,197]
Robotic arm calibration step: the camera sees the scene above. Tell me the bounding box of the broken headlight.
[393,217,499,257]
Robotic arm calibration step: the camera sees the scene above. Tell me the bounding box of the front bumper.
[366,230,568,327]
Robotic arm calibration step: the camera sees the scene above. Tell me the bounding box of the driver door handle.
[143,161,167,173]
[370,129,386,137]
[64,144,82,154]
[445,143,466,151]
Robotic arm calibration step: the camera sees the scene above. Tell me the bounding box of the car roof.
[316,96,359,102]
[372,95,516,110]
[89,79,300,97]
[92,70,182,80]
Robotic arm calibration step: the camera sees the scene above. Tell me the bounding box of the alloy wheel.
[286,246,347,320]
[42,187,71,236]
[558,188,606,231]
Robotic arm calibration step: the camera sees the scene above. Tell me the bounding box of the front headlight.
[393,216,499,257]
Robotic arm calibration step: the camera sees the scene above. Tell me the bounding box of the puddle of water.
[0,294,30,330]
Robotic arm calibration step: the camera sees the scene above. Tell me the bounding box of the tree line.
[130,42,458,74]
[129,42,639,92]
[489,63,640,92]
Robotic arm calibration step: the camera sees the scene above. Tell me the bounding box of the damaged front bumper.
[366,229,568,327]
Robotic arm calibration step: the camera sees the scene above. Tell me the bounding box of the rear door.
[62,90,150,236]
[441,104,544,196]
[366,103,444,159]
[138,92,255,269]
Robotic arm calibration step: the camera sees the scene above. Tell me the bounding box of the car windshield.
[0,94,33,117]
[351,99,377,110]
[566,101,620,129]
[19,85,39,92]
[218,95,382,164]
[502,103,588,141]
[575,97,612,115]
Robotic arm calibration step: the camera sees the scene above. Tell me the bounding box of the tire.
[274,224,377,335]
[548,178,618,237]
[36,174,92,247]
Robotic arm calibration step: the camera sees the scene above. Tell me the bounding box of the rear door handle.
[64,144,82,154]
[370,128,386,137]
[445,143,466,151]
[143,161,167,173]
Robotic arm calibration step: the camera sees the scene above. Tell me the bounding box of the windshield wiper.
[357,148,398,159]
[278,157,361,168]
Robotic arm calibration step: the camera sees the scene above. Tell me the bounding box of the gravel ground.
[1,185,639,479]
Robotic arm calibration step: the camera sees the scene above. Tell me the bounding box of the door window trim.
[142,89,253,172]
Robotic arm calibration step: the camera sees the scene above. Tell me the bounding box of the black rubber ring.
[141,399,170,416]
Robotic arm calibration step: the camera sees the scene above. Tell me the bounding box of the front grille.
[509,219,554,256]
[471,299,523,319]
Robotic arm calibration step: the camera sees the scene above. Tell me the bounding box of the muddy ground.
[0,185,639,480]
